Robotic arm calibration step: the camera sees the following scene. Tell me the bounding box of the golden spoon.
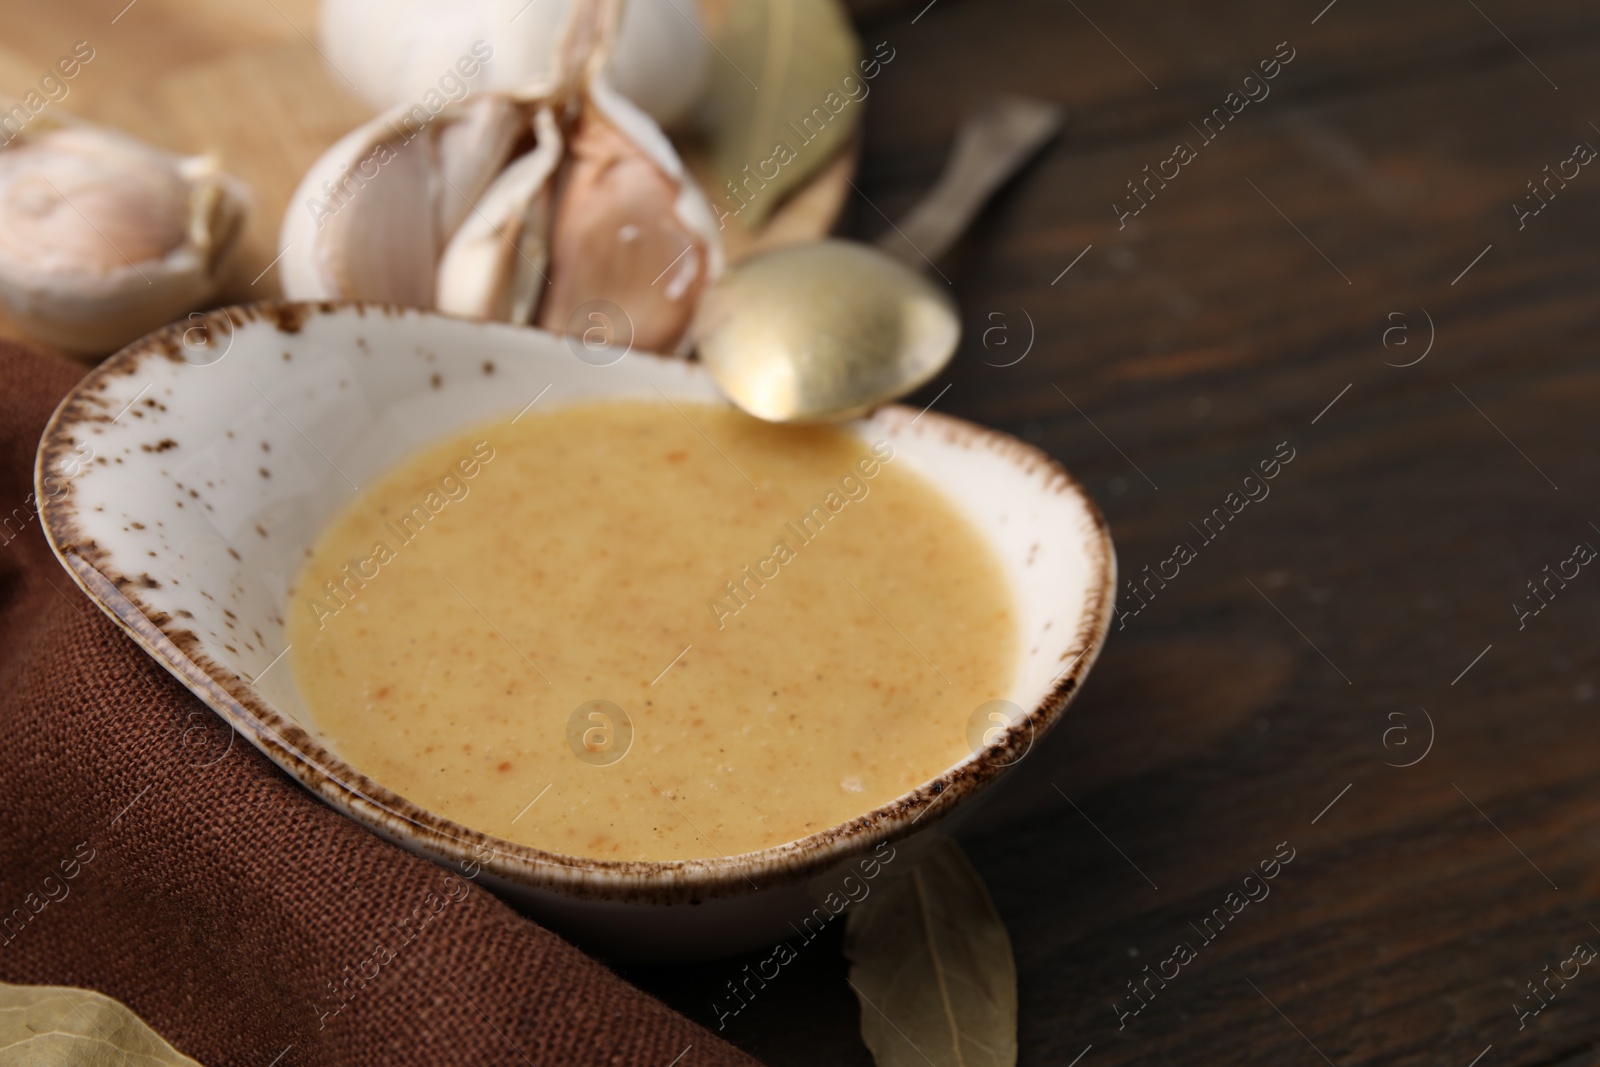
[694,96,1063,422]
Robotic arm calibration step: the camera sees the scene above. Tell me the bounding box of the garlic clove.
[435,107,563,323]
[0,123,248,355]
[281,103,452,308]
[433,95,526,239]
[318,132,440,307]
[0,130,189,274]
[535,83,720,354]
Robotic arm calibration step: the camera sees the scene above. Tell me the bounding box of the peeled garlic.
[318,0,710,130]
[280,0,721,355]
[535,81,715,353]
[0,124,247,355]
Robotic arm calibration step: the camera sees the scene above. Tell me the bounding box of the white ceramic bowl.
[35,302,1114,962]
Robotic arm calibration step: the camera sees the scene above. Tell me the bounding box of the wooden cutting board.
[0,0,852,354]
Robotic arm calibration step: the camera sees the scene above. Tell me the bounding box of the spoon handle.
[875,96,1064,270]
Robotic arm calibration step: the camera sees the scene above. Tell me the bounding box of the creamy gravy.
[288,401,1016,861]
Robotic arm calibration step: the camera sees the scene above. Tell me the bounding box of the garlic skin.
[279,56,722,354]
[436,105,564,323]
[0,125,248,356]
[317,0,710,130]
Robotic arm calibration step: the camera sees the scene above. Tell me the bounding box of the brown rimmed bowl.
[35,302,1114,962]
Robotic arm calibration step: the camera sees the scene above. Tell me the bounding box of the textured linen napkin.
[0,340,759,1067]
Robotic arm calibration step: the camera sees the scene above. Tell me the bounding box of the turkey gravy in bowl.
[288,400,1017,862]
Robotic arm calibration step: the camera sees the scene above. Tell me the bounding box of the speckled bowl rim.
[36,301,1117,906]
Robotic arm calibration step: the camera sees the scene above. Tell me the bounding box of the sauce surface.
[288,401,1016,861]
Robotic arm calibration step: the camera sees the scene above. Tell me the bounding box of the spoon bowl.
[693,96,1063,422]
[693,238,959,422]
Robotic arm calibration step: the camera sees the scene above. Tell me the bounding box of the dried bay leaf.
[844,838,1017,1067]
[701,0,862,229]
[0,981,202,1066]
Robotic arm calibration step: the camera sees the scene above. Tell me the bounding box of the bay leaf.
[701,0,863,230]
[844,838,1017,1067]
[0,981,202,1066]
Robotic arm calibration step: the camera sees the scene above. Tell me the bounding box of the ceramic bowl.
[35,302,1114,962]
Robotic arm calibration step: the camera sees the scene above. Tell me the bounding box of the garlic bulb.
[281,0,721,355]
[317,0,710,130]
[0,124,248,355]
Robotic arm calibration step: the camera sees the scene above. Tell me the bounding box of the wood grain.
[623,2,1600,1066]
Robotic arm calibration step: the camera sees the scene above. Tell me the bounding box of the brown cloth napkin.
[0,341,759,1067]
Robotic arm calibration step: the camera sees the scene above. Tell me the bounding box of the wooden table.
[8,1,1599,1064]
[622,2,1600,1065]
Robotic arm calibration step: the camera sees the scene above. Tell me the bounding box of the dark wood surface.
[625,1,1600,1063]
